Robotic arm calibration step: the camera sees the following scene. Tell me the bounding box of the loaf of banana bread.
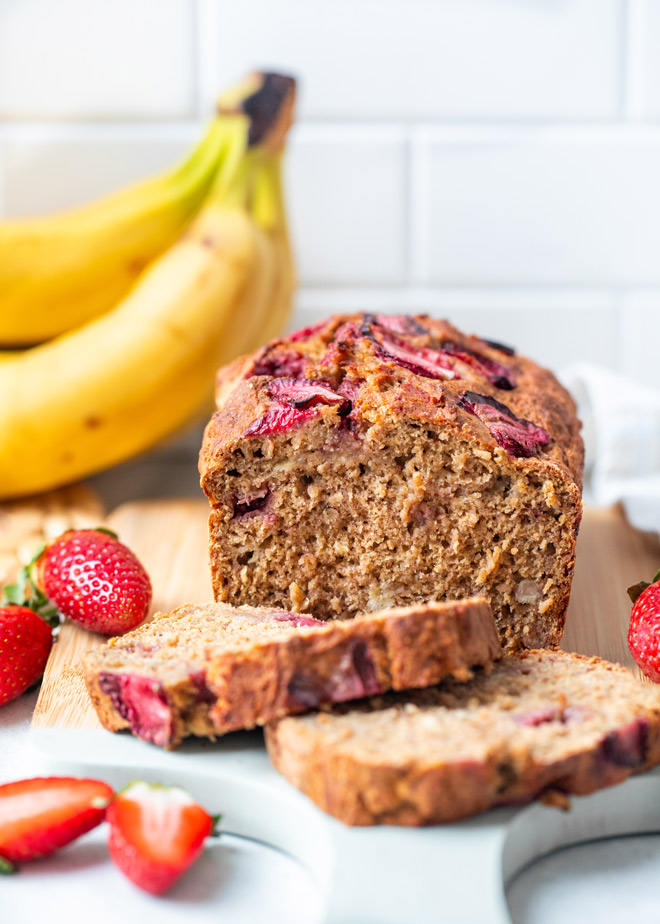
[83,597,500,748]
[200,314,583,650]
[266,650,660,825]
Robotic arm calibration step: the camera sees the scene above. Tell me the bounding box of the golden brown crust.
[200,314,583,491]
[265,651,660,826]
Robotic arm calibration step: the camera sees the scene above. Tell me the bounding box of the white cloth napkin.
[560,363,660,536]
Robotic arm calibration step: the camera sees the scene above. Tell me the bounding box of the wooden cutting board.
[32,500,660,731]
[0,484,104,586]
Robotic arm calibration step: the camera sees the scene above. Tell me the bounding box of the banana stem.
[171,118,224,179]
[208,117,251,205]
[164,117,229,212]
[217,73,296,151]
[207,118,280,223]
[206,72,295,222]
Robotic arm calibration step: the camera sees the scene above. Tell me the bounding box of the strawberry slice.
[457,391,551,458]
[106,781,218,895]
[369,327,457,380]
[440,340,516,390]
[0,777,114,869]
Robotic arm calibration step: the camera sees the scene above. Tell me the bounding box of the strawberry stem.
[2,562,60,629]
[94,527,119,539]
[627,570,660,605]
[627,581,650,604]
[0,856,17,874]
[210,813,222,836]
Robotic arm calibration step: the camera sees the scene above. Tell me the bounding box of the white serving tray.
[30,727,660,924]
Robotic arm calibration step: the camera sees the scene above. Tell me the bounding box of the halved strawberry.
[106,781,218,895]
[0,777,114,869]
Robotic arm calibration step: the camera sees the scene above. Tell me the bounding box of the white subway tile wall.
[620,291,660,388]
[1,0,659,378]
[198,0,624,120]
[0,0,196,120]
[412,127,660,286]
[287,126,407,285]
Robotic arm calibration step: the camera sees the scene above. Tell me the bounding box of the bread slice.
[83,597,500,749]
[265,650,660,826]
[199,313,583,652]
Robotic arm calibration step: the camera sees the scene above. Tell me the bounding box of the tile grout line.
[6,120,660,142]
[294,286,631,303]
[621,0,647,121]
[0,123,206,146]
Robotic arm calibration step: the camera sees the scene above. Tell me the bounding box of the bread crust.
[265,651,660,826]
[83,598,501,749]
[200,315,583,488]
[199,314,584,651]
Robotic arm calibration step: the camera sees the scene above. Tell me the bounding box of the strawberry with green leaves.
[0,527,151,708]
[8,527,152,637]
[106,781,219,894]
[627,568,660,681]
[0,777,114,872]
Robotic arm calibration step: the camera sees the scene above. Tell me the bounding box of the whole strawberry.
[35,529,151,636]
[0,606,53,706]
[628,575,660,682]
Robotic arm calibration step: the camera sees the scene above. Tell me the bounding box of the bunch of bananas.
[0,73,296,500]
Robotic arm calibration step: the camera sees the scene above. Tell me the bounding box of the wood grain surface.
[31,501,660,731]
[32,499,211,729]
[0,484,104,586]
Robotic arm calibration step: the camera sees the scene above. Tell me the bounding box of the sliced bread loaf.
[265,650,660,826]
[200,313,583,652]
[83,597,500,749]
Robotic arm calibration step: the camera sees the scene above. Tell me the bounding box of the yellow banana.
[0,119,263,499]
[0,117,228,346]
[216,217,278,365]
[256,154,297,345]
[231,150,294,355]
[0,74,297,499]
